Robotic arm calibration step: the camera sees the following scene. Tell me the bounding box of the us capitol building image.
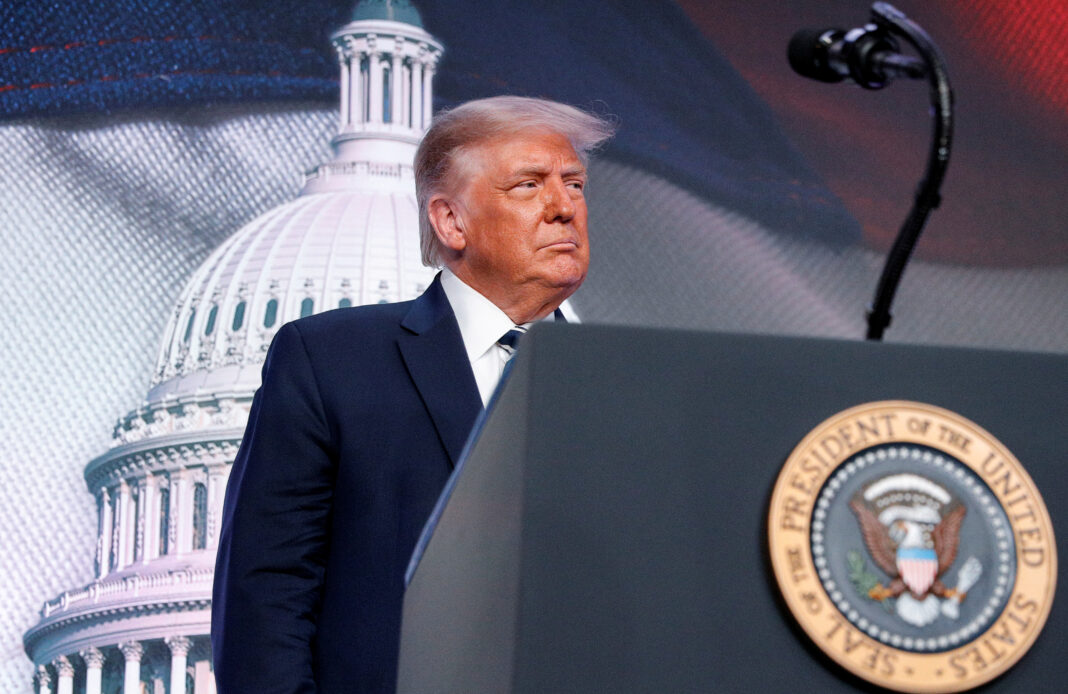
[22,2,442,692]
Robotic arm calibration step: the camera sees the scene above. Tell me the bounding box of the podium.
[398,325,1066,692]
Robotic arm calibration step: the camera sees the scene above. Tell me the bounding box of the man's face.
[447,130,589,316]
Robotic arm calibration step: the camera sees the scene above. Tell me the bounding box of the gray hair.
[415,96,616,267]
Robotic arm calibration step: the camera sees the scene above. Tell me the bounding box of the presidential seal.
[768,401,1056,693]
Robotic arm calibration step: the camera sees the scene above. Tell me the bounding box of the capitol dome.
[144,0,444,414]
[144,165,434,407]
[23,3,443,692]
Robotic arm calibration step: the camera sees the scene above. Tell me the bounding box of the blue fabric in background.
[1,0,859,243]
[0,1,342,113]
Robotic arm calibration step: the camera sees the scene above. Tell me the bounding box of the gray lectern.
[398,324,1066,693]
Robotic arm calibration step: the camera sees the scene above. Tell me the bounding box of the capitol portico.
[22,2,443,691]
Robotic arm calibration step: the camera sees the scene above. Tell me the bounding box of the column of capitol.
[23,2,442,692]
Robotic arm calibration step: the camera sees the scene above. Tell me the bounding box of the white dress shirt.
[439,267,542,407]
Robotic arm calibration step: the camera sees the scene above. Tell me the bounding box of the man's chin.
[543,256,588,285]
[545,272,587,301]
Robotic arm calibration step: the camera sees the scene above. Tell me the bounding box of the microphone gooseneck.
[787,2,954,341]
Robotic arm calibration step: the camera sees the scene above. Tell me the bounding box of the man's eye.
[567,180,585,191]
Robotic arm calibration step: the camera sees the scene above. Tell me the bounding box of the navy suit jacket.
[211,275,482,693]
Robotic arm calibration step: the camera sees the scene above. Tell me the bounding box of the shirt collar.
[440,267,522,362]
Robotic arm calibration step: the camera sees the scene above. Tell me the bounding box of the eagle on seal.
[849,473,977,627]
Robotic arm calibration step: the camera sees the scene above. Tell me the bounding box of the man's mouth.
[541,238,579,250]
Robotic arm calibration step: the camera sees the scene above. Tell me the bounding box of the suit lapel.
[398,275,483,468]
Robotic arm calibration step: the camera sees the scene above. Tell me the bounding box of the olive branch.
[847,549,894,613]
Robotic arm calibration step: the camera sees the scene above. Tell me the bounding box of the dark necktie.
[497,326,527,357]
[498,309,568,356]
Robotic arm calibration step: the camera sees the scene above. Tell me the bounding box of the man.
[211,96,614,693]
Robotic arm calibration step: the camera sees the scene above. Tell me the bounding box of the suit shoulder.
[281,300,415,345]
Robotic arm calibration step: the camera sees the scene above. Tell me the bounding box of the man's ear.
[428,194,467,253]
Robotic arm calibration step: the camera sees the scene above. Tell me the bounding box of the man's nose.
[542,178,575,222]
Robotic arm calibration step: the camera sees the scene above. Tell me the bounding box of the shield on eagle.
[897,546,938,595]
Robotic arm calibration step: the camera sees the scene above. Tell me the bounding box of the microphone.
[788,3,954,340]
[788,24,927,89]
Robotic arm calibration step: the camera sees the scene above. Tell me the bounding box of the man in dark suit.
[211,96,614,693]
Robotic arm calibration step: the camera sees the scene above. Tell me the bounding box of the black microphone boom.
[786,2,954,341]
[788,24,927,89]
